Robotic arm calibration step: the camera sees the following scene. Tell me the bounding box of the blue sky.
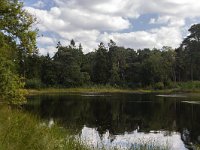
[23,0,200,55]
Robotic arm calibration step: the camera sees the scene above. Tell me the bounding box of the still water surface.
[25,93,200,149]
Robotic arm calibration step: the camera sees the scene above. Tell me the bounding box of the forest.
[1,0,200,103]
[24,24,200,90]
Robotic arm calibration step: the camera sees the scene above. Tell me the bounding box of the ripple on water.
[181,101,200,104]
[157,94,187,98]
[81,94,111,97]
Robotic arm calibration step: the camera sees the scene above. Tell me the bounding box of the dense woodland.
[1,0,200,103]
[24,24,200,89]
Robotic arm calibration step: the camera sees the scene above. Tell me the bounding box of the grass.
[27,85,174,95]
[194,144,200,150]
[27,81,200,95]
[0,105,89,150]
[175,81,200,92]
[27,87,181,96]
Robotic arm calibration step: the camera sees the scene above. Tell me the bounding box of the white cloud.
[60,8,130,31]
[140,0,200,18]
[25,6,130,32]
[39,46,57,56]
[32,0,45,8]
[99,27,182,50]
[58,30,100,53]
[37,36,56,45]
[149,16,185,27]
[24,0,200,54]
[53,0,200,19]
[25,7,67,32]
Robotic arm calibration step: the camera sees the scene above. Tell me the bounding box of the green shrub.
[0,57,26,104]
[154,82,164,90]
[164,81,178,89]
[178,81,200,89]
[25,78,44,89]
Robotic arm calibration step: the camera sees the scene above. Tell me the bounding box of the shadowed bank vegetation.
[27,81,200,96]
[0,105,88,150]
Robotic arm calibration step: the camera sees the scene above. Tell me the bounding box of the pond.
[25,93,200,149]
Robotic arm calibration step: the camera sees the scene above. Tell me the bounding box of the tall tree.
[124,48,140,87]
[0,0,37,103]
[108,40,126,85]
[178,24,200,81]
[0,0,37,76]
[141,50,164,85]
[41,54,57,86]
[53,41,89,87]
[92,42,109,84]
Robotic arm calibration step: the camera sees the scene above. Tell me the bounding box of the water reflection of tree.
[25,94,200,144]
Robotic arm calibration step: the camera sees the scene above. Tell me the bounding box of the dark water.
[25,93,200,149]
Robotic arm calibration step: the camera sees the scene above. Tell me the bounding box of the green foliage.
[53,40,88,87]
[0,0,37,77]
[25,54,42,79]
[0,0,37,54]
[1,1,200,91]
[153,82,164,90]
[40,54,57,86]
[0,105,88,150]
[92,42,109,84]
[164,81,178,89]
[22,24,200,89]
[109,64,120,85]
[25,78,43,89]
[0,0,37,104]
[178,81,200,89]
[141,50,163,85]
[108,41,126,85]
[0,57,26,104]
[176,24,200,81]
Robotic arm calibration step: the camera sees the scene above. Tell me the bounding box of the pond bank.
[0,105,88,150]
[4,90,200,150]
[27,87,200,96]
[27,88,174,95]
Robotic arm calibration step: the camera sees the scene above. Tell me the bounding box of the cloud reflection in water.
[79,126,187,150]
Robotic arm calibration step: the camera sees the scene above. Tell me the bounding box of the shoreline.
[0,105,88,150]
[26,87,200,95]
[26,88,169,95]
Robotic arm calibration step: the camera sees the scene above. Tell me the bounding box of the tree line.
[24,24,200,89]
[1,0,200,105]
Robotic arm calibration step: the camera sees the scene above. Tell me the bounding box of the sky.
[23,0,200,56]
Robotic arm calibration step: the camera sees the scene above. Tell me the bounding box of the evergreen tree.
[92,42,109,84]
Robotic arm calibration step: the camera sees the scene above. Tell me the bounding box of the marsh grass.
[24,81,200,97]
[27,86,163,95]
[0,105,88,150]
[177,81,200,91]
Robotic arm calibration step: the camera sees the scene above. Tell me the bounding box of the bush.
[164,81,178,89]
[0,57,26,104]
[154,82,164,90]
[178,81,200,89]
[25,78,44,89]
